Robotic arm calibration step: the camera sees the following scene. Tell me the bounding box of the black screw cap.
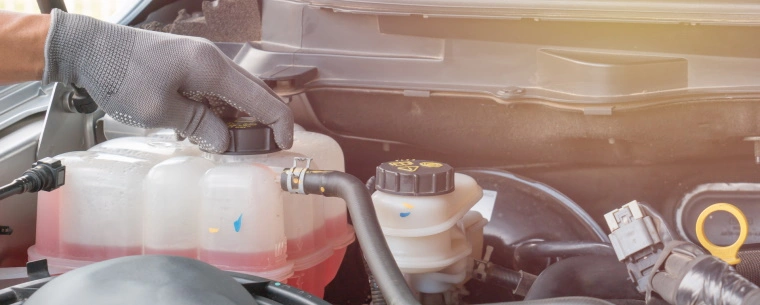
[375,160,454,196]
[223,119,280,155]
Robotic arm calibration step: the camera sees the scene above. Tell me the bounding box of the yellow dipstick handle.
[696,203,748,265]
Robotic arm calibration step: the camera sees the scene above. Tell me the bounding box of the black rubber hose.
[514,241,615,264]
[363,254,386,305]
[283,170,616,305]
[363,176,386,305]
[486,264,522,289]
[281,171,418,305]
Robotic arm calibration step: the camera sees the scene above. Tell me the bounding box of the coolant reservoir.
[372,160,486,294]
[31,137,201,269]
[30,120,352,297]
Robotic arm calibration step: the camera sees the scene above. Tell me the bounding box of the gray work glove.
[42,9,293,153]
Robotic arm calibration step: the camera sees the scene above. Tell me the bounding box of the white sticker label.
[471,190,497,221]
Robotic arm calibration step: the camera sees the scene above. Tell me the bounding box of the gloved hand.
[42,9,293,153]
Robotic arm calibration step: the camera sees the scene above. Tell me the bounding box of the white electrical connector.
[604,200,663,293]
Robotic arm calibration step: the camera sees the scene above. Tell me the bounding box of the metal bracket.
[285,157,312,194]
[37,83,103,159]
[26,259,51,281]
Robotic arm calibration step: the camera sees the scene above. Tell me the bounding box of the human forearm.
[0,11,50,84]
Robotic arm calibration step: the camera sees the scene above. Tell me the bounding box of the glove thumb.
[172,96,230,153]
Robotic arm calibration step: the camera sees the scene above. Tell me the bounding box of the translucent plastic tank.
[30,122,353,296]
[206,150,333,295]
[198,158,291,280]
[31,137,201,268]
[372,160,485,293]
[143,156,214,258]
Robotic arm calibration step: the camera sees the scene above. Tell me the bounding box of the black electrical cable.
[0,158,65,201]
[0,181,24,201]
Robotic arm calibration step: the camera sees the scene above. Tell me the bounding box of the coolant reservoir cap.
[375,160,454,196]
[224,118,280,155]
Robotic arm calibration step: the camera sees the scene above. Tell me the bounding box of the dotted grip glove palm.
[42,9,293,152]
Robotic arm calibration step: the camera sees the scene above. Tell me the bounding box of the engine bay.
[2,0,760,304]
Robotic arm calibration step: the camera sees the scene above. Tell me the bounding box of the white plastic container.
[198,159,291,280]
[30,136,200,265]
[214,151,336,295]
[31,121,354,295]
[143,156,215,258]
[372,160,485,293]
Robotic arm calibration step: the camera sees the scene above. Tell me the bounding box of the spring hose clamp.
[285,157,312,194]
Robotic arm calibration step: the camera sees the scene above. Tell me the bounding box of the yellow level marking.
[420,162,443,168]
[402,203,414,209]
[209,227,220,233]
[696,203,748,265]
[397,166,419,172]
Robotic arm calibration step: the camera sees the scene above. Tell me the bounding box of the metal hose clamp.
[285,157,312,194]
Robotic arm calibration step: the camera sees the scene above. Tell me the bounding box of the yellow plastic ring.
[695,203,748,265]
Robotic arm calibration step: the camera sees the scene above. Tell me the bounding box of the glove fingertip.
[191,113,230,154]
[272,116,294,150]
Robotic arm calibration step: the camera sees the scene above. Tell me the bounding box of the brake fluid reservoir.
[372,160,485,293]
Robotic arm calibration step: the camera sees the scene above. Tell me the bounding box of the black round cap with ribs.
[375,160,455,196]
[223,119,280,155]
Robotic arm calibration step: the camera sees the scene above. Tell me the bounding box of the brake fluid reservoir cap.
[375,160,454,196]
[224,118,281,155]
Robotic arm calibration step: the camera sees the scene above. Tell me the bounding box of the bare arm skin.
[0,11,50,84]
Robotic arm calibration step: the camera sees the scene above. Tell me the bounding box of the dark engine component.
[457,169,608,274]
[523,255,642,302]
[1,256,328,305]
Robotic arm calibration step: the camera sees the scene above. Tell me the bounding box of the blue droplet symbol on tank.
[234,214,243,232]
[400,203,414,218]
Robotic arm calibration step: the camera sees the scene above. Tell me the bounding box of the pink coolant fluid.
[35,190,61,257]
[286,224,330,297]
[286,217,355,297]
[324,215,355,280]
[60,244,142,261]
[325,212,348,242]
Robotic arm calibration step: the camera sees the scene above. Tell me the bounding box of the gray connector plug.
[605,201,663,293]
